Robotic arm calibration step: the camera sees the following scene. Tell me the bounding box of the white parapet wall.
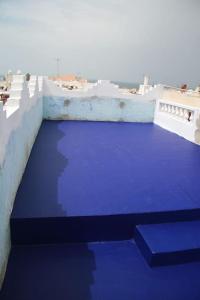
[43,79,163,122]
[154,99,200,144]
[0,75,43,288]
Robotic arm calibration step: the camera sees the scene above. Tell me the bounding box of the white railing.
[154,99,200,144]
[159,101,195,123]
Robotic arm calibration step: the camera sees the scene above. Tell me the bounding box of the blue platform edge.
[11,210,200,245]
[135,221,200,266]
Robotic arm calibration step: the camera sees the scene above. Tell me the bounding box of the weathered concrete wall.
[0,76,43,288]
[44,96,155,122]
[43,79,159,122]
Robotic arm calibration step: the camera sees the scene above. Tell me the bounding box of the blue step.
[135,221,200,266]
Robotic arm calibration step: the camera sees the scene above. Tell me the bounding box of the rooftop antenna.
[55,58,60,77]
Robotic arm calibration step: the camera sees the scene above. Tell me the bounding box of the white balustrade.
[159,102,194,123]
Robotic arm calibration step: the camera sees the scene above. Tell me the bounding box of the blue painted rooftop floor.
[1,240,200,300]
[12,121,200,219]
[3,121,200,299]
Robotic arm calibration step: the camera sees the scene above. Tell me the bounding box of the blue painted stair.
[135,221,200,266]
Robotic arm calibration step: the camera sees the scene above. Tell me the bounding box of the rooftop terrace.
[1,75,200,299]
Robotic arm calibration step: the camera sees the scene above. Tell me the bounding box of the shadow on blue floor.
[13,121,68,218]
[0,244,95,300]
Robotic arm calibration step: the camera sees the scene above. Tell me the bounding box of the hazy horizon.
[0,0,200,87]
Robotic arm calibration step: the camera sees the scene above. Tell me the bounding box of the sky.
[0,0,200,86]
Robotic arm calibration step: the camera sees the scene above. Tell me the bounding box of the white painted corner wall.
[0,75,43,287]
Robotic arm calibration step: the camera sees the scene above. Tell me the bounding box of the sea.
[89,79,139,89]
[112,81,139,89]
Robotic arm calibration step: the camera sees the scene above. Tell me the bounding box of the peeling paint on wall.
[64,99,71,107]
[119,101,126,109]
